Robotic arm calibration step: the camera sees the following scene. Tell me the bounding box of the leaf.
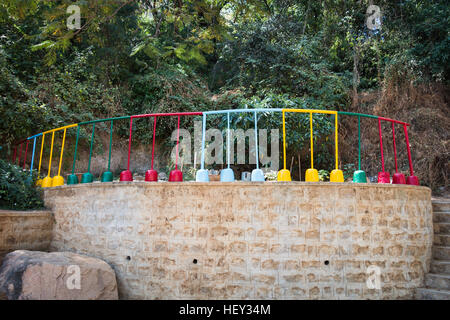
[31,40,54,51]
[130,43,147,57]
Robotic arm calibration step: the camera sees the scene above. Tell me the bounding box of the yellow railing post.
[58,128,66,177]
[36,133,46,186]
[277,110,291,181]
[305,111,319,181]
[310,112,314,169]
[42,131,55,187]
[48,131,55,177]
[335,113,338,170]
[283,111,286,170]
[329,112,344,182]
[52,128,67,187]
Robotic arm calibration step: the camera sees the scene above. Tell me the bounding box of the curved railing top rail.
[12,108,410,144]
[132,111,203,119]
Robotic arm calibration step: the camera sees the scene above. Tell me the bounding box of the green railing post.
[108,120,113,172]
[358,116,361,171]
[72,126,80,174]
[87,123,95,173]
[81,123,95,183]
[68,126,80,185]
[101,120,114,182]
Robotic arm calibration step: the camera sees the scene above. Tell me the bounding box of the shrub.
[318,170,330,182]
[0,159,44,210]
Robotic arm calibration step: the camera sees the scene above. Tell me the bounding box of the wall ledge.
[0,210,52,217]
[44,180,430,190]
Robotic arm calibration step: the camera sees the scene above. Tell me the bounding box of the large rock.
[0,250,118,300]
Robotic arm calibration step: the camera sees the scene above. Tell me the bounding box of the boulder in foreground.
[0,250,118,300]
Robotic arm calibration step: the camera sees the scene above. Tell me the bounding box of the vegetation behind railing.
[0,160,44,210]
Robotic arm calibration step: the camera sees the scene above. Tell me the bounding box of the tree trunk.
[302,0,311,35]
[290,156,294,178]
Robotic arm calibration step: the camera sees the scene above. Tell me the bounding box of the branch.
[71,0,136,38]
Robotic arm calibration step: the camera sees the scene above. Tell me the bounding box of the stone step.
[433,201,450,212]
[434,234,450,246]
[434,223,450,235]
[433,246,450,260]
[434,212,450,223]
[431,260,450,274]
[425,273,450,290]
[415,288,450,300]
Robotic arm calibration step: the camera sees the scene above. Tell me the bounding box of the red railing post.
[175,115,180,170]
[151,116,157,170]
[403,124,414,176]
[18,143,23,165]
[378,119,385,172]
[127,118,133,171]
[392,122,398,172]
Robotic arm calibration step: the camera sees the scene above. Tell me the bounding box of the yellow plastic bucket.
[330,169,344,182]
[277,169,291,181]
[51,175,64,187]
[41,176,53,188]
[305,168,319,182]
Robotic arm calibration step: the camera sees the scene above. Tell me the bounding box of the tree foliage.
[0,0,448,176]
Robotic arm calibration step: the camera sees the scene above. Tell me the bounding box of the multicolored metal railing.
[122,112,203,182]
[68,116,131,185]
[277,109,342,182]
[338,111,415,184]
[7,108,419,187]
[35,124,78,187]
[196,108,283,182]
[27,133,42,178]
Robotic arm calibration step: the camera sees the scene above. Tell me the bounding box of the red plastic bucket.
[406,175,419,185]
[392,172,406,184]
[145,169,158,181]
[377,171,390,183]
[120,170,133,181]
[169,169,183,182]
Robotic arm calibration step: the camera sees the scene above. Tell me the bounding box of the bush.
[0,159,44,210]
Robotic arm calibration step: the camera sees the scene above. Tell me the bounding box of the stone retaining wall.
[44,182,433,299]
[0,210,53,266]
